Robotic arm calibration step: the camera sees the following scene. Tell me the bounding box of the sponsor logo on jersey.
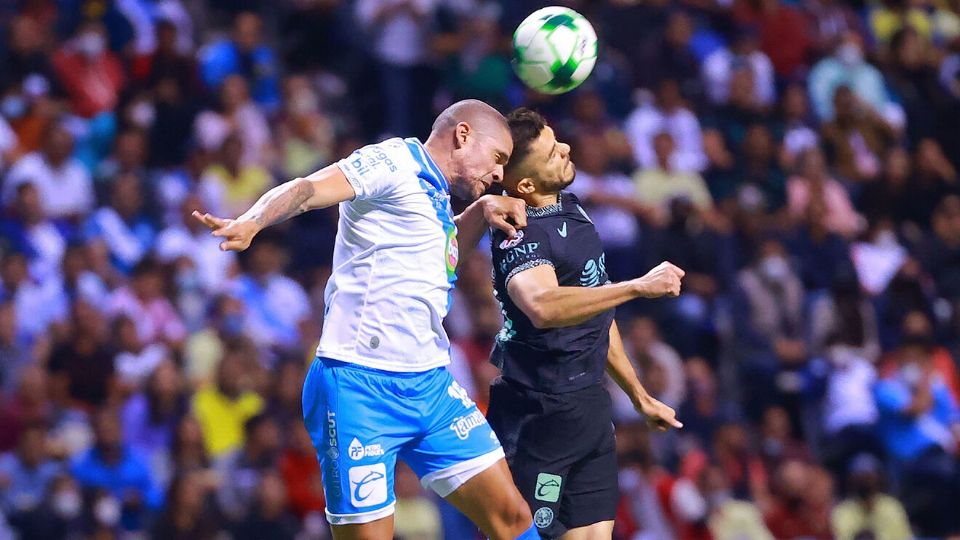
[534,507,555,529]
[580,253,606,287]
[347,146,398,178]
[348,464,388,507]
[535,473,563,502]
[449,410,486,440]
[348,438,385,460]
[446,229,459,278]
[499,230,524,249]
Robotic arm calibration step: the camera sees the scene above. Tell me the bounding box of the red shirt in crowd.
[52,48,125,118]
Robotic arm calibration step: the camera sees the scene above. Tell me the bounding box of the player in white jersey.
[194,100,540,540]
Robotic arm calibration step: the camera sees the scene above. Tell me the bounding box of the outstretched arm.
[606,320,682,431]
[506,261,685,329]
[193,164,356,251]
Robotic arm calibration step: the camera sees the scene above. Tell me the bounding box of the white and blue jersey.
[303,138,503,525]
[317,137,459,372]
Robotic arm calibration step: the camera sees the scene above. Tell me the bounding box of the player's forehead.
[529,125,558,157]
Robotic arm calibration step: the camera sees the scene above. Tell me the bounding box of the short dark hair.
[505,108,547,176]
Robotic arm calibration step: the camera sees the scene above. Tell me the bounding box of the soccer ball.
[512,6,598,95]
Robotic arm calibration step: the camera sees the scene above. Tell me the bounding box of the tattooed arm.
[193,164,356,251]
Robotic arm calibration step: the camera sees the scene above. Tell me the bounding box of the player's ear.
[454,122,471,149]
[516,177,536,195]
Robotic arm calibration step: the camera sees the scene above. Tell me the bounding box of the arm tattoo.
[241,178,316,228]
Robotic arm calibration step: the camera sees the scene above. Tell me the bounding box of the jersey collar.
[405,138,450,194]
[526,193,563,218]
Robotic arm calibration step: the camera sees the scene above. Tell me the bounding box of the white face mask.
[760,255,790,282]
[130,101,156,128]
[94,496,121,527]
[875,230,898,248]
[52,490,82,519]
[837,42,863,66]
[78,32,106,57]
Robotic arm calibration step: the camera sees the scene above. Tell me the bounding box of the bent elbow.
[526,303,556,329]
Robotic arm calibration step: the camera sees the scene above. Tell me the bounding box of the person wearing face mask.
[52,22,125,119]
[808,33,898,124]
[732,239,806,419]
[874,332,960,537]
[831,454,913,540]
[0,423,63,529]
[70,408,164,533]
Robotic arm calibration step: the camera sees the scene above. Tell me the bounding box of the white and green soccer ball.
[512,6,598,95]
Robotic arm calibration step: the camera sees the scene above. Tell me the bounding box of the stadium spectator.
[626,78,708,173]
[1,251,68,349]
[356,0,441,138]
[228,232,311,355]
[199,132,273,218]
[215,413,281,523]
[567,133,645,281]
[0,182,72,283]
[192,347,264,458]
[2,123,94,221]
[105,257,186,349]
[195,76,273,170]
[874,331,960,536]
[808,32,896,123]
[0,422,62,519]
[702,26,776,107]
[279,424,325,520]
[71,407,163,532]
[786,146,863,239]
[52,22,125,120]
[149,471,221,540]
[120,360,186,485]
[199,12,280,111]
[830,453,913,540]
[820,85,897,183]
[83,173,156,274]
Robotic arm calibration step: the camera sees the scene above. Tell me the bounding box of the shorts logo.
[447,381,475,408]
[348,437,385,460]
[499,230,524,249]
[349,464,388,508]
[325,411,342,500]
[449,410,486,440]
[535,473,562,503]
[534,507,554,529]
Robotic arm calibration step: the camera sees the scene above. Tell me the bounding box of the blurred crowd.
[1,0,960,539]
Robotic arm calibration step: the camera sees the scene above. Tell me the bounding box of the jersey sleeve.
[336,141,403,201]
[491,223,556,287]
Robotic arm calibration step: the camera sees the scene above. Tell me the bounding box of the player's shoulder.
[344,137,417,169]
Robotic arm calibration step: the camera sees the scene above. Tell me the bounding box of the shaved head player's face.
[506,125,574,195]
[448,121,512,201]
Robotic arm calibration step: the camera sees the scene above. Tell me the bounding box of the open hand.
[192,211,260,252]
[480,195,527,238]
[635,395,683,432]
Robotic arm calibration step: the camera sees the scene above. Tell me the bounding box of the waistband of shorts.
[315,356,443,378]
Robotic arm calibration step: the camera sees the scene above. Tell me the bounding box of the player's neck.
[422,137,451,177]
[525,191,560,209]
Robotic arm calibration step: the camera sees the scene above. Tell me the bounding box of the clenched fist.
[632,261,685,298]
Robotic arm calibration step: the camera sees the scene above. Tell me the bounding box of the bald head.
[432,99,508,136]
[424,99,512,201]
